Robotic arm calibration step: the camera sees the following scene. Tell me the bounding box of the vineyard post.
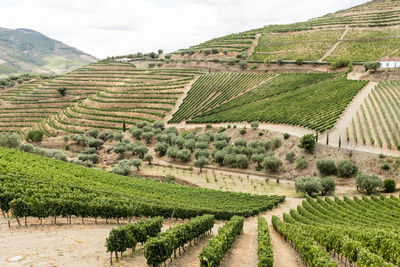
[315,131,319,142]
[170,209,175,221]
[339,135,341,148]
[326,133,329,145]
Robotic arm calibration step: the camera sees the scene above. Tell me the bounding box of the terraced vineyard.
[273,195,400,266]
[0,62,203,136]
[0,147,285,222]
[177,31,257,55]
[169,72,274,123]
[348,81,400,150]
[251,29,345,61]
[182,74,367,132]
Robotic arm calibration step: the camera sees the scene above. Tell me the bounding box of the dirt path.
[220,217,258,267]
[248,33,261,57]
[318,28,348,62]
[264,197,305,267]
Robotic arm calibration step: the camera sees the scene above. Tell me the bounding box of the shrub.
[272,138,282,149]
[20,143,34,153]
[184,139,196,151]
[214,140,228,150]
[356,173,383,195]
[320,177,335,195]
[152,121,165,130]
[250,121,259,129]
[251,64,258,70]
[295,176,322,196]
[337,160,358,178]
[283,133,290,139]
[112,160,132,176]
[285,151,295,163]
[364,61,380,72]
[298,134,316,153]
[383,179,396,193]
[234,138,247,147]
[26,130,44,142]
[113,131,124,141]
[239,60,248,69]
[381,162,390,170]
[57,87,67,96]
[295,58,303,65]
[316,159,337,175]
[263,156,282,173]
[295,157,308,170]
[330,59,351,70]
[276,58,283,65]
[240,128,247,135]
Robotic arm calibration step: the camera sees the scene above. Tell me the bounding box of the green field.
[175,73,367,132]
[0,147,284,221]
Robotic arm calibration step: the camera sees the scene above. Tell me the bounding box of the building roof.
[380,57,400,62]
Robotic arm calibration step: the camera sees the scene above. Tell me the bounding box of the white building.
[380,57,400,68]
[115,58,132,62]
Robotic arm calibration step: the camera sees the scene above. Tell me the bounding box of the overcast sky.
[0,0,368,59]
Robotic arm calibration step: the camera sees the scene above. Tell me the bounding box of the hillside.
[174,0,400,63]
[0,27,97,78]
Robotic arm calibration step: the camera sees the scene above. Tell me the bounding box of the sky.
[0,0,368,59]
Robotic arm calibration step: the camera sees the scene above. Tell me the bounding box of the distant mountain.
[0,27,97,78]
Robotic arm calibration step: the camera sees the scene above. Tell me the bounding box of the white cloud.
[0,0,368,58]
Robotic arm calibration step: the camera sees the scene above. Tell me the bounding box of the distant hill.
[0,27,97,78]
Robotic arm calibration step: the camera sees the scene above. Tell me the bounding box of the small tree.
[57,87,67,96]
[251,153,265,167]
[131,128,143,140]
[88,138,104,150]
[364,61,380,72]
[214,150,226,166]
[114,143,127,158]
[316,159,337,175]
[167,146,179,161]
[356,173,383,195]
[26,130,44,142]
[154,143,167,157]
[113,131,124,141]
[320,177,335,195]
[131,159,142,171]
[152,121,165,130]
[337,160,358,178]
[158,49,163,55]
[295,176,322,196]
[263,156,282,173]
[298,134,316,153]
[194,149,209,159]
[143,153,153,165]
[272,138,282,149]
[236,154,249,169]
[194,157,208,172]
[133,145,148,159]
[184,139,196,151]
[383,179,396,193]
[177,149,192,162]
[234,138,247,147]
[142,132,155,144]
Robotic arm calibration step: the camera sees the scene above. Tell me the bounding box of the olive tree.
[194,157,208,173]
[295,176,322,196]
